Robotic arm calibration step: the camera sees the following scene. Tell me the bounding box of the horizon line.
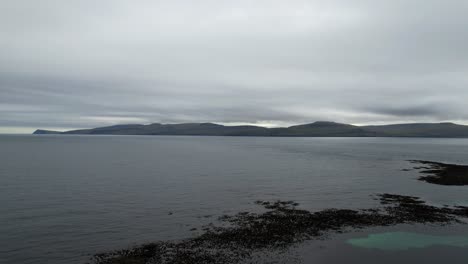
[3,120,468,135]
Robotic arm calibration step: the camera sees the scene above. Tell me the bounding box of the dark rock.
[90,194,468,264]
[408,160,468,185]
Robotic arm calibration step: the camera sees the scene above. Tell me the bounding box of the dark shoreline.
[90,194,468,264]
[407,160,468,185]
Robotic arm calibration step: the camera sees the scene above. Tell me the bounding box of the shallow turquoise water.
[348,232,468,250]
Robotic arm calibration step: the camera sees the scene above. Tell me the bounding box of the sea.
[1,135,468,264]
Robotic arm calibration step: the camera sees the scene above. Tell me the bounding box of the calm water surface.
[1,135,468,263]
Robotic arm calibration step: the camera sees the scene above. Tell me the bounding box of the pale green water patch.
[347,232,468,250]
[455,201,468,206]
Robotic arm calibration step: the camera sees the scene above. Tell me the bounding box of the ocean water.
[1,135,468,264]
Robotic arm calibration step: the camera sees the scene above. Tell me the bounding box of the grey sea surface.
[1,135,468,264]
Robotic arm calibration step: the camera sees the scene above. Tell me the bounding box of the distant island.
[32,121,468,138]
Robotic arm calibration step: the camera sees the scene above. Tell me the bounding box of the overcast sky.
[1,0,468,133]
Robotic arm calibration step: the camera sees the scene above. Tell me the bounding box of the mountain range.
[33,121,468,138]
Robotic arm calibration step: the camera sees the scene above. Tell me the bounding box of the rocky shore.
[90,194,468,264]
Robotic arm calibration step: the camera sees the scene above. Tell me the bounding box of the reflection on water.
[348,232,468,250]
[1,135,468,263]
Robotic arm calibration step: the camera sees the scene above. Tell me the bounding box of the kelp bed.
[406,160,468,185]
[90,194,468,264]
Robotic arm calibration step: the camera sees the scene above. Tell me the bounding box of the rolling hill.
[33,121,468,138]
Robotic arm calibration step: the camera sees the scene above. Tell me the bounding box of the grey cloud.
[364,105,449,118]
[1,0,468,132]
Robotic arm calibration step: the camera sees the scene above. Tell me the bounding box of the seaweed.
[89,194,468,264]
[407,160,468,185]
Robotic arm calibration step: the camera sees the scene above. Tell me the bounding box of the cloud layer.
[1,0,468,132]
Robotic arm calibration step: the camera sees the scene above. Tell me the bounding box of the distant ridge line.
[33,121,468,138]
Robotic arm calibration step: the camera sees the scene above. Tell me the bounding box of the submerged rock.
[407,160,468,185]
[90,194,468,264]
